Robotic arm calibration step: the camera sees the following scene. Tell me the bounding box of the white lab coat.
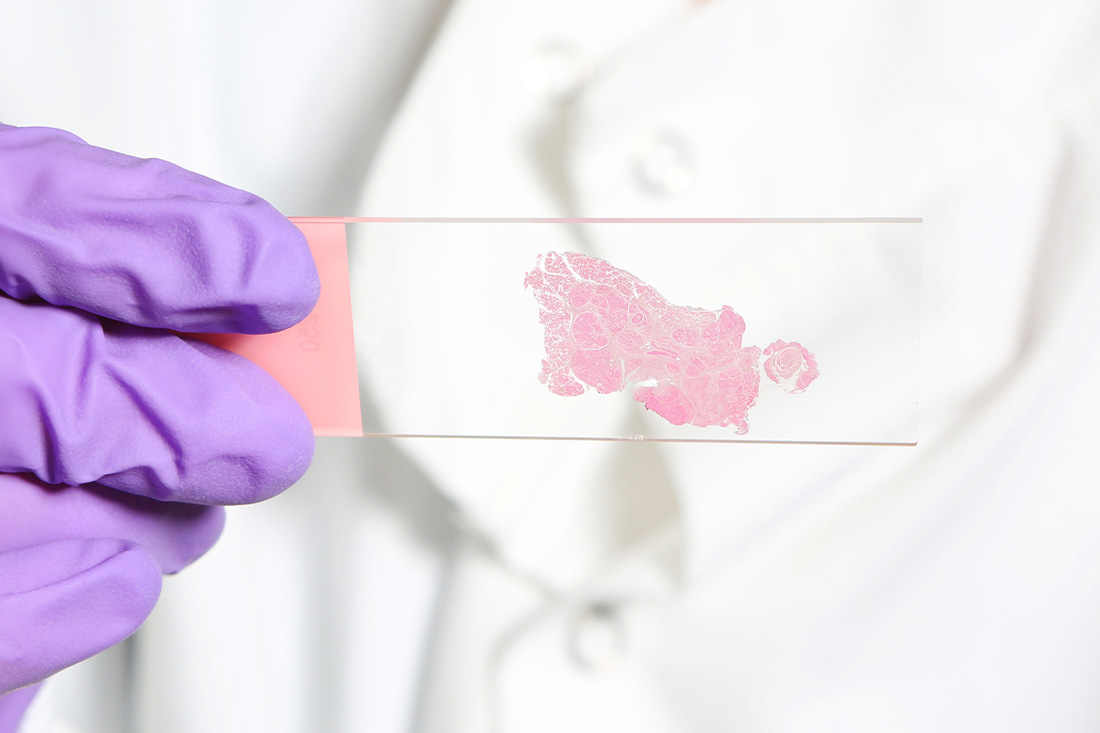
[4,1,1100,731]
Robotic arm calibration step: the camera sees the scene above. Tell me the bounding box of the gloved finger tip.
[225,351,318,503]
[233,210,321,334]
[157,504,226,572]
[228,413,316,505]
[0,539,161,693]
[73,485,228,573]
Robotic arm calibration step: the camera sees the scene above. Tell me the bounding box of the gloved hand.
[0,123,319,722]
[0,475,224,696]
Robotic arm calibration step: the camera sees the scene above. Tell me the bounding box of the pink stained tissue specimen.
[762,340,819,393]
[524,251,820,434]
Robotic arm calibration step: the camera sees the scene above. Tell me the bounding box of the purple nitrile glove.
[0,123,320,503]
[0,474,225,694]
[0,683,40,732]
[0,122,320,723]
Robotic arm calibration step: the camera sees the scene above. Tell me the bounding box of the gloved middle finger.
[0,296,314,504]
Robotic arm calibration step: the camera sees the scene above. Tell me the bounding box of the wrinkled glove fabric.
[0,123,319,716]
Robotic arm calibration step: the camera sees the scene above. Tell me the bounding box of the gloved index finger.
[0,124,319,334]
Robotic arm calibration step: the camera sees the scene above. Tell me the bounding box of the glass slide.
[305,218,923,445]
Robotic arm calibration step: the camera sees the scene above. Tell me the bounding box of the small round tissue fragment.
[762,340,820,393]
[527,251,813,433]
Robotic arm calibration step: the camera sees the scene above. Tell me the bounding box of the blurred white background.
[3,0,1100,731]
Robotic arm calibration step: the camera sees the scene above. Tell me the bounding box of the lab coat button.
[631,130,695,196]
[524,39,593,99]
[567,603,626,675]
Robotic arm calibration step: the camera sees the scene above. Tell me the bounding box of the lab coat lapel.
[562,0,1066,583]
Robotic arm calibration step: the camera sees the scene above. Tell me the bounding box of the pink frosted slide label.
[525,251,819,434]
[191,220,363,437]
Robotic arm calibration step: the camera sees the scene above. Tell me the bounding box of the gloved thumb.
[0,538,161,695]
